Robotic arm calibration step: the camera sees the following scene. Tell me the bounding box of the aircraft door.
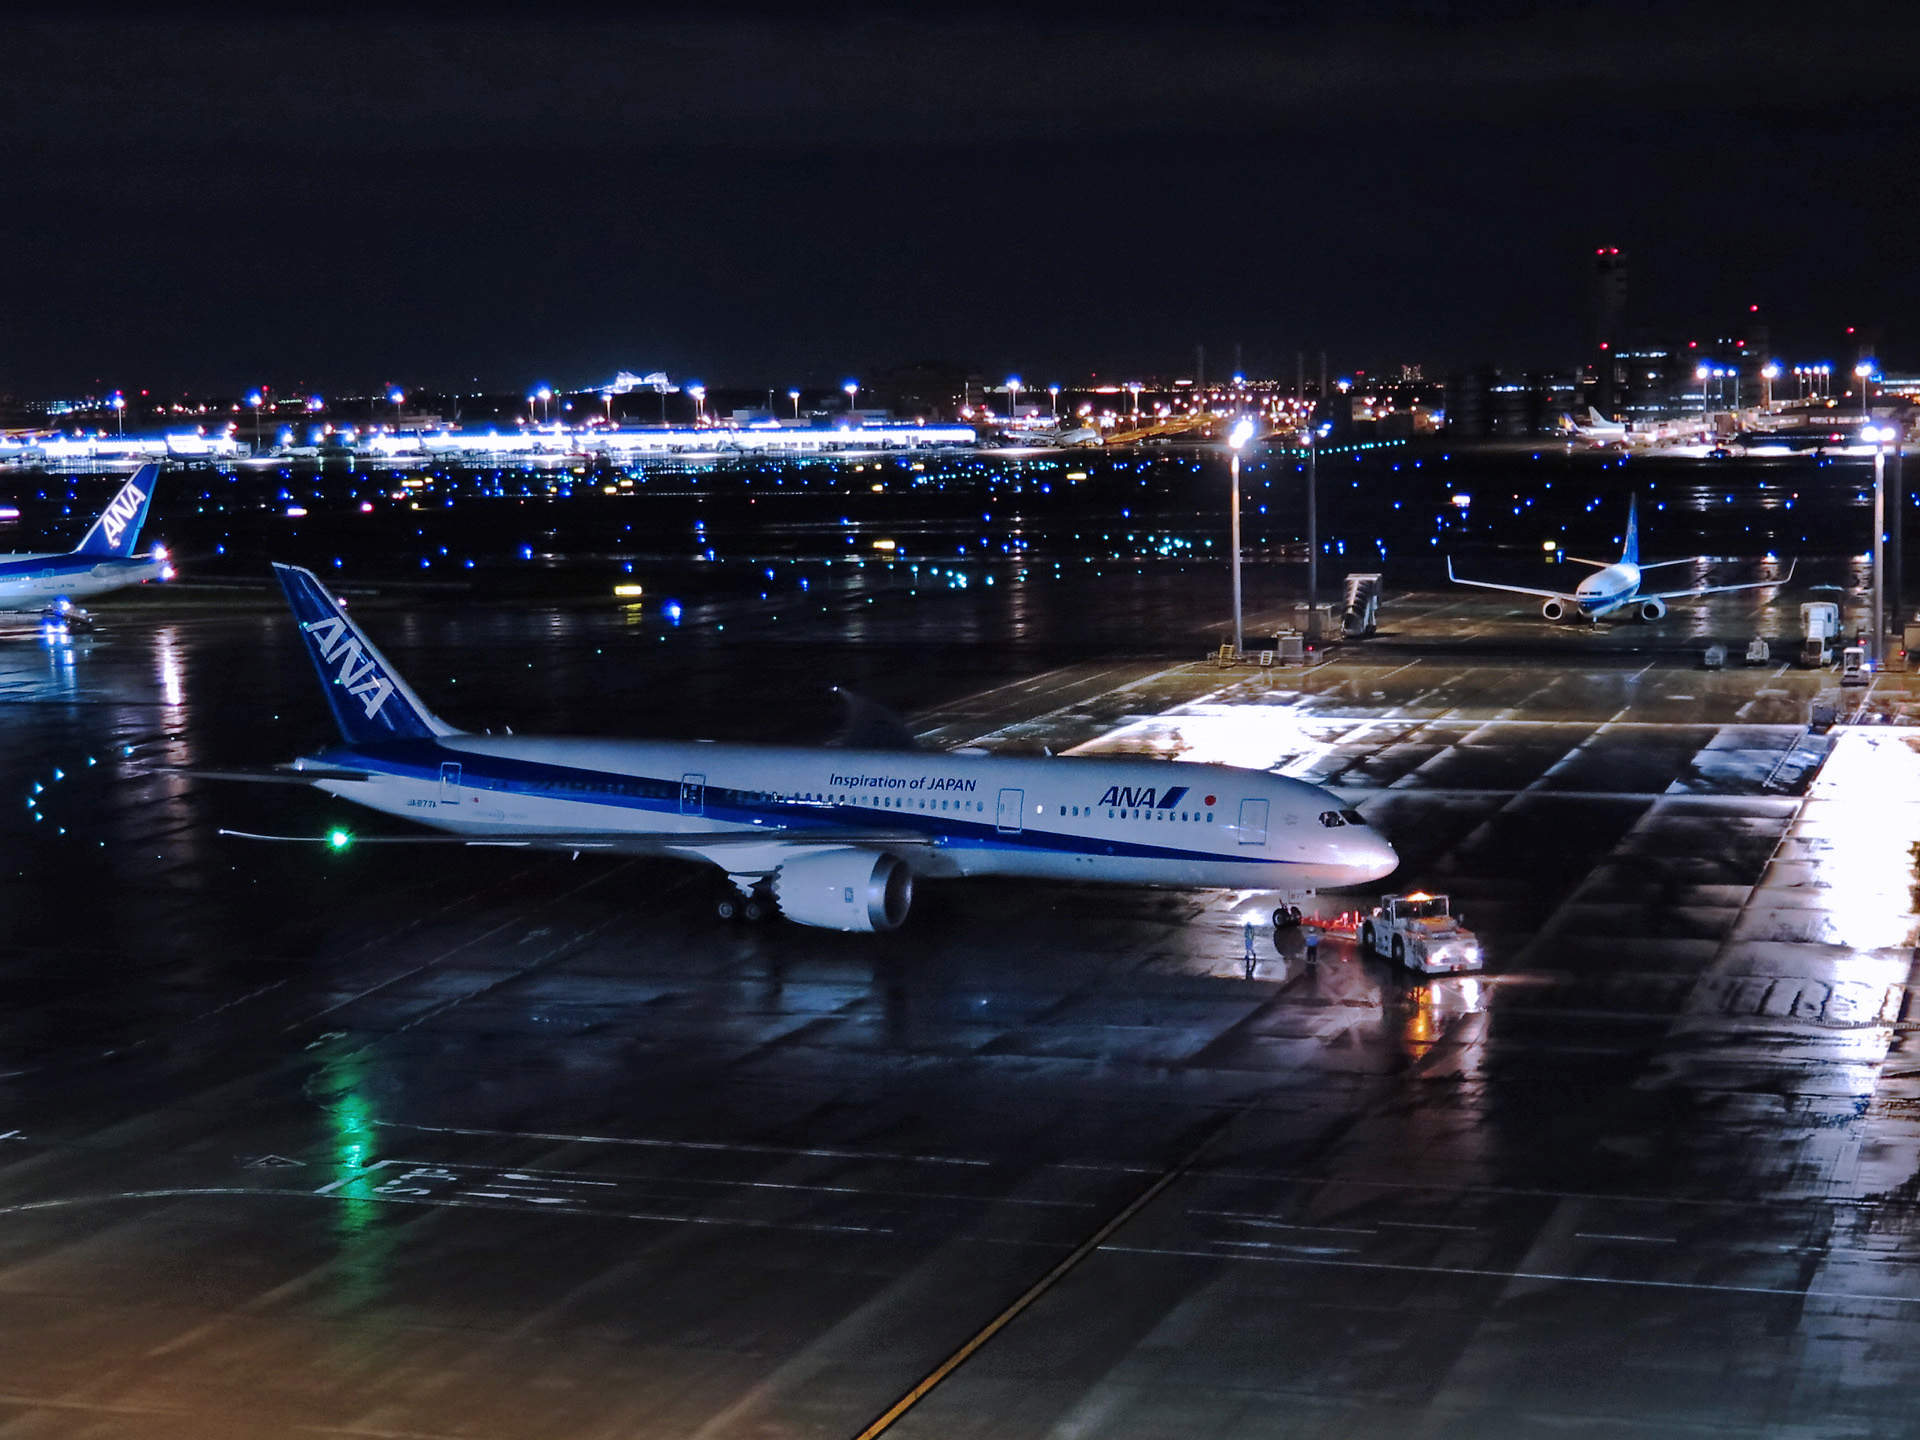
[1237,798,1269,845]
[680,773,706,817]
[439,762,462,805]
[996,788,1025,834]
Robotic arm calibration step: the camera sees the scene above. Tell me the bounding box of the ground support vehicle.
[1360,892,1483,974]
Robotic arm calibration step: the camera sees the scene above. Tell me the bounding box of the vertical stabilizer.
[272,563,458,743]
[72,464,160,558]
[1622,494,1641,568]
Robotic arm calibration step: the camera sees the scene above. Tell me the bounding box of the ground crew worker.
[1303,922,1321,964]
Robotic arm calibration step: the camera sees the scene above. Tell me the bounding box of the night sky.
[5,1,1916,395]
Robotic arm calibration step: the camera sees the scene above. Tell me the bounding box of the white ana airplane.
[1567,407,1631,445]
[0,464,172,608]
[1564,408,1706,449]
[1447,494,1794,622]
[207,564,1398,932]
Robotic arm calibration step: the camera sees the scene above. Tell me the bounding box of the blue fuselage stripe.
[325,741,1301,869]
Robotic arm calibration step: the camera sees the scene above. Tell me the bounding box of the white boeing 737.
[210,565,1398,932]
[1447,495,1793,623]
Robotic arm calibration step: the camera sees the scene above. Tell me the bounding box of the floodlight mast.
[1227,418,1256,658]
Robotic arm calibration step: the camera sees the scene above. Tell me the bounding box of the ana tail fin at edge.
[272,563,460,744]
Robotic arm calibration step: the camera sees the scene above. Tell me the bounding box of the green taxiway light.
[328,830,353,851]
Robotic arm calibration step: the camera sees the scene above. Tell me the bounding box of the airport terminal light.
[1048,384,1060,417]
[688,384,706,422]
[789,388,801,418]
[844,380,859,411]
[1006,377,1022,420]
[1303,422,1331,627]
[1865,422,1898,656]
[1227,417,1256,657]
[1761,361,1780,409]
[1856,360,1876,417]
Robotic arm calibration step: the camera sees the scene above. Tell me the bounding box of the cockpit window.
[1318,810,1344,827]
[1340,810,1366,826]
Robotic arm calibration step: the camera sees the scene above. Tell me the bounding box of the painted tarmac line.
[848,1113,1240,1440]
[374,1120,992,1166]
[340,1156,1094,1211]
[1105,1242,1920,1305]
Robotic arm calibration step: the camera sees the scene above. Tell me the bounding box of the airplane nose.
[1359,833,1398,882]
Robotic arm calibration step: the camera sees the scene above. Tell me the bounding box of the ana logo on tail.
[301,616,395,718]
[97,483,147,550]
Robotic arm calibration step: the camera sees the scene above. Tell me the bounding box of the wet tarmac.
[3,572,1920,1439]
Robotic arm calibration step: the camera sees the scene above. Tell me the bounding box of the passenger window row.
[1059,805,1214,823]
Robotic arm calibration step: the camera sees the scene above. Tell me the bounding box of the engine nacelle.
[1540,598,1567,621]
[773,848,912,932]
[1638,597,1667,621]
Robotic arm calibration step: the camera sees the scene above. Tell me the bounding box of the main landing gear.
[716,884,776,923]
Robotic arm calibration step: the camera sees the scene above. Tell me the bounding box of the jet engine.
[772,848,912,932]
[1638,597,1666,621]
[1540,598,1567,621]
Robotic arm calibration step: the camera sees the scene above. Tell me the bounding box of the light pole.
[1695,363,1712,425]
[112,393,125,436]
[1227,417,1255,657]
[789,389,801,418]
[1865,424,1894,662]
[1006,376,1021,420]
[689,384,706,423]
[536,385,552,424]
[388,388,406,428]
[844,380,859,412]
[1048,384,1060,418]
[1761,361,1780,411]
[526,393,537,426]
[1856,360,1876,419]
[1127,382,1142,417]
[1304,423,1326,630]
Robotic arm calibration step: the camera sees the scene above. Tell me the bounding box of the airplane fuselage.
[300,735,1398,892]
[1570,561,1643,616]
[0,550,169,608]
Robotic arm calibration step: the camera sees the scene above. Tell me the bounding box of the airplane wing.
[1642,559,1795,603]
[179,766,378,784]
[218,826,938,854]
[1445,557,1577,603]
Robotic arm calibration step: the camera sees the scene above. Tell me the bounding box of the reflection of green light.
[328,829,353,850]
[316,1048,396,1317]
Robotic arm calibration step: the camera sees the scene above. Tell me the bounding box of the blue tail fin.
[1622,494,1640,567]
[273,563,456,743]
[72,464,159,558]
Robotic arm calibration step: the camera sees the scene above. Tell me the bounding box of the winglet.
[272,563,458,743]
[829,687,920,751]
[72,463,160,558]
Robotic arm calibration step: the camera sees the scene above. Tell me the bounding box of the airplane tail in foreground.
[72,463,159,558]
[273,563,457,744]
[1622,493,1641,568]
